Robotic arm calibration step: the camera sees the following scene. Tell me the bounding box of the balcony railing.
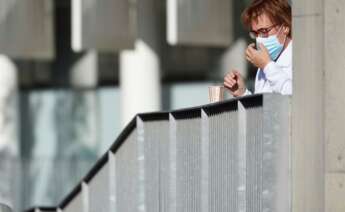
[26,94,291,212]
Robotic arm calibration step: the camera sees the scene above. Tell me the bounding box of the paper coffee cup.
[208,86,225,103]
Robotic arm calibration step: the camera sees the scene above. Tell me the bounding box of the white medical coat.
[244,41,292,95]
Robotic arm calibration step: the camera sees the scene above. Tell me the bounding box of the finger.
[224,81,234,89]
[246,47,255,58]
[234,71,241,77]
[232,70,240,76]
[224,78,231,86]
[245,51,252,60]
[246,48,251,56]
[225,72,234,79]
[246,55,253,63]
[227,77,237,85]
[256,42,263,50]
[259,43,268,53]
[245,50,252,59]
[229,78,236,85]
[229,81,237,88]
[224,74,231,81]
[248,43,256,51]
[225,78,236,86]
[229,72,236,79]
[248,45,257,54]
[226,75,235,81]
[225,75,234,82]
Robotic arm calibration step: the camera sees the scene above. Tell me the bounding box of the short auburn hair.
[242,0,292,37]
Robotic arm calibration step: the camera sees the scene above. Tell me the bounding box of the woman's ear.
[283,26,290,35]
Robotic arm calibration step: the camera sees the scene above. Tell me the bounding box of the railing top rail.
[25,207,56,212]
[58,184,82,210]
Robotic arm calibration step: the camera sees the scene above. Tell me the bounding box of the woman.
[224,0,292,96]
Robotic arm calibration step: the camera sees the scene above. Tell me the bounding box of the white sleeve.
[230,88,251,98]
[263,61,292,95]
[242,88,252,96]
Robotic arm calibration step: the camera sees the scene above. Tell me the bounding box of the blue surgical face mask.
[256,27,284,61]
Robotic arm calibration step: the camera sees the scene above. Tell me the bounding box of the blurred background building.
[0,0,255,211]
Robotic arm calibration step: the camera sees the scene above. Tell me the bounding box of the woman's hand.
[224,70,246,97]
[245,43,271,69]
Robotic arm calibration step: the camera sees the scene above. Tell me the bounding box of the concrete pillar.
[70,51,98,88]
[0,55,18,153]
[324,1,345,212]
[119,0,161,127]
[292,1,324,211]
[70,51,100,150]
[0,55,18,210]
[293,0,345,211]
[0,0,54,60]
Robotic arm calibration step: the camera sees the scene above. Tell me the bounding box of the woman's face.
[251,12,289,44]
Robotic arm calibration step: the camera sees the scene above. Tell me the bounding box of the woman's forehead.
[251,13,274,30]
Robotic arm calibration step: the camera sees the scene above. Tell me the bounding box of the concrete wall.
[0,0,54,59]
[293,0,345,212]
[324,1,345,212]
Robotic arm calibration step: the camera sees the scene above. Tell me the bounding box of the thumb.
[233,71,241,77]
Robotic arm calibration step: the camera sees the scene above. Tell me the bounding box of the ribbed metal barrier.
[26,94,291,212]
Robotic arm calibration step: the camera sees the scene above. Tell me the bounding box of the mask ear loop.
[274,25,288,61]
[278,25,288,46]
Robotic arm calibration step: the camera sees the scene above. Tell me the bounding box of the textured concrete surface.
[292,9,325,212]
[72,0,136,52]
[326,174,345,212]
[324,1,345,212]
[325,0,345,173]
[167,0,232,46]
[293,0,323,16]
[293,0,345,211]
[0,0,54,59]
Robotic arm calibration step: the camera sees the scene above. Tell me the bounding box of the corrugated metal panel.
[86,161,111,212]
[137,116,170,212]
[261,95,291,212]
[0,0,54,59]
[237,95,291,212]
[72,0,136,52]
[201,101,240,212]
[158,120,171,212]
[25,94,292,212]
[108,153,116,212]
[62,190,84,212]
[114,129,139,212]
[170,113,202,212]
[167,0,232,46]
[241,98,264,212]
